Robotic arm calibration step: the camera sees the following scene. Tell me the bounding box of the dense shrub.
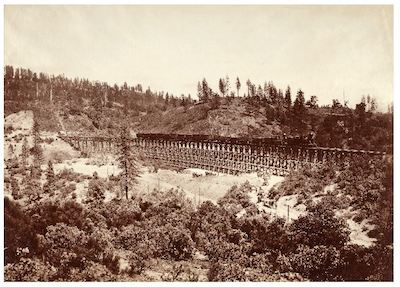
[338,244,373,281]
[285,245,343,281]
[335,156,392,226]
[208,260,247,282]
[112,190,196,263]
[217,181,256,214]
[205,237,250,262]
[160,263,199,282]
[67,261,118,281]
[86,174,106,206]
[28,200,87,234]
[269,163,336,200]
[5,125,14,134]
[190,201,244,253]
[366,244,393,281]
[57,168,82,182]
[151,223,195,260]
[239,216,290,253]
[42,223,89,269]
[116,224,152,252]
[289,201,350,248]
[86,227,116,264]
[141,189,194,227]
[3,153,392,281]
[4,198,39,264]
[117,222,194,261]
[99,199,142,228]
[5,258,57,281]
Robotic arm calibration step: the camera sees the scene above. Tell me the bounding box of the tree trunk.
[125,161,128,200]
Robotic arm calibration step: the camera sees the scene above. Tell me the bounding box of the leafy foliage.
[217,181,256,214]
[4,154,392,282]
[5,258,57,281]
[289,201,350,249]
[285,245,343,281]
[5,198,39,264]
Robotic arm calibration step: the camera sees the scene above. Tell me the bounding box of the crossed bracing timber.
[59,135,384,176]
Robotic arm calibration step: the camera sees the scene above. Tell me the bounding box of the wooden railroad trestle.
[60,135,384,176]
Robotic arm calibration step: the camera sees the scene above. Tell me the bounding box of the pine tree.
[43,160,55,194]
[387,102,393,114]
[246,79,251,97]
[256,85,264,100]
[33,120,40,147]
[370,97,378,112]
[225,75,230,96]
[219,78,226,97]
[268,82,278,104]
[250,84,256,98]
[31,119,43,164]
[91,85,103,114]
[86,171,105,206]
[201,78,210,101]
[332,99,342,109]
[236,77,241,98]
[285,86,292,109]
[366,94,371,112]
[306,95,318,109]
[165,92,170,106]
[197,81,203,101]
[21,137,29,166]
[26,164,42,202]
[293,89,306,115]
[10,174,21,200]
[117,125,139,200]
[277,89,284,102]
[361,95,366,105]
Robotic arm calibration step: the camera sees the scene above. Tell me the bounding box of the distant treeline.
[4,66,393,152]
[4,65,194,113]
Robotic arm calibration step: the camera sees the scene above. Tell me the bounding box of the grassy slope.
[27,97,285,137]
[132,98,283,137]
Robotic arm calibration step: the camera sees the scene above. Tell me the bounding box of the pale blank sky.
[4,5,393,110]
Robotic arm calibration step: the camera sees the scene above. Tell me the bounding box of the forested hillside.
[4,66,392,152]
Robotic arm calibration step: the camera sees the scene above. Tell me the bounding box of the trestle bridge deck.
[59,134,384,176]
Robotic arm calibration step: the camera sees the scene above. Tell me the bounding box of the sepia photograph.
[2,3,395,282]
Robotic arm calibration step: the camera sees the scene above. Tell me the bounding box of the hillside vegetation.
[4,66,392,152]
[4,156,393,281]
[3,66,393,281]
